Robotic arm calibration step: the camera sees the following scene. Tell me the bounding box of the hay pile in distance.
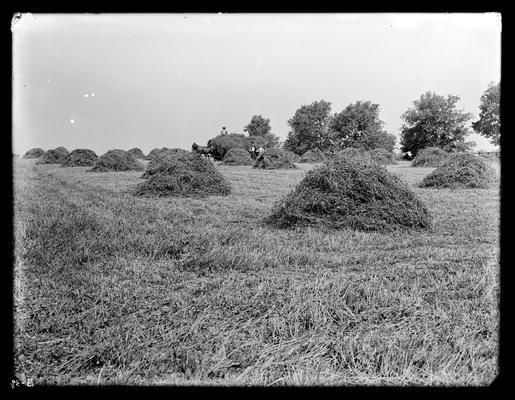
[128,147,146,160]
[89,149,144,172]
[335,147,371,162]
[265,157,432,231]
[62,149,98,167]
[254,148,297,170]
[367,148,396,165]
[36,147,70,164]
[299,148,327,163]
[23,148,46,159]
[145,147,172,160]
[419,153,498,189]
[222,148,254,166]
[135,151,231,197]
[411,147,449,167]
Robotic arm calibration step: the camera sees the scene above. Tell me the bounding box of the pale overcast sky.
[12,13,501,155]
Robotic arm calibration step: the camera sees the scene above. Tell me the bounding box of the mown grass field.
[13,158,500,386]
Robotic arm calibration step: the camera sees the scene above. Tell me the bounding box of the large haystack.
[411,147,449,167]
[89,149,144,172]
[142,148,192,178]
[299,148,327,163]
[367,148,396,165]
[62,149,98,167]
[23,148,45,159]
[128,147,146,160]
[419,153,498,189]
[222,148,254,166]
[36,147,70,164]
[135,151,231,197]
[254,149,296,170]
[265,157,432,231]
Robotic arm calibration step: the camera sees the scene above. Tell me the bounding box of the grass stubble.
[13,159,500,386]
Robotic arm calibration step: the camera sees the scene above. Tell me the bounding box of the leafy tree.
[328,101,395,152]
[472,82,500,146]
[244,115,272,137]
[244,115,281,149]
[400,92,473,156]
[283,100,333,155]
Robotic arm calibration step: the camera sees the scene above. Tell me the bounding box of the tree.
[244,115,281,149]
[472,82,500,146]
[328,101,395,152]
[400,92,473,156]
[244,115,272,137]
[283,100,332,155]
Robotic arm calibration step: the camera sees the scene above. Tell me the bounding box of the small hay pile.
[135,151,231,197]
[299,148,327,163]
[23,148,45,159]
[265,157,432,231]
[283,150,301,163]
[254,148,297,169]
[62,149,98,167]
[89,149,144,172]
[128,147,146,159]
[335,147,371,162]
[142,148,192,178]
[411,147,449,167]
[222,148,254,166]
[145,147,172,160]
[36,147,70,164]
[367,148,396,165]
[419,153,498,189]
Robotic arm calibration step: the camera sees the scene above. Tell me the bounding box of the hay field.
[13,158,500,386]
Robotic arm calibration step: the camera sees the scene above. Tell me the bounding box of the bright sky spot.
[84,93,89,98]
[90,93,95,96]
[70,118,75,124]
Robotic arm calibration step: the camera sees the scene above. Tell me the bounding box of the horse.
[192,142,213,159]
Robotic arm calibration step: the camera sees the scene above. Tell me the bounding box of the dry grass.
[13,158,500,386]
[223,148,254,166]
[254,149,296,170]
[90,150,144,172]
[411,147,449,168]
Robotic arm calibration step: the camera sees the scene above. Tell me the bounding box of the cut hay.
[367,148,396,165]
[419,153,498,189]
[62,149,98,167]
[35,147,70,164]
[146,147,172,160]
[222,148,254,166]
[89,149,144,172]
[283,150,301,163]
[335,147,371,162]
[411,147,449,167]
[254,148,297,170]
[299,148,327,163]
[135,151,231,197]
[128,147,146,159]
[142,148,192,178]
[265,157,432,231]
[23,148,46,159]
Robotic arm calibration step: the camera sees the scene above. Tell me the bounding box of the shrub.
[265,156,432,231]
[411,147,449,167]
[23,148,45,159]
[253,149,297,170]
[62,149,98,167]
[299,148,327,163]
[366,148,396,165]
[283,150,301,163]
[419,153,498,189]
[36,147,70,164]
[135,152,231,197]
[89,150,144,172]
[128,148,146,159]
[222,148,254,166]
